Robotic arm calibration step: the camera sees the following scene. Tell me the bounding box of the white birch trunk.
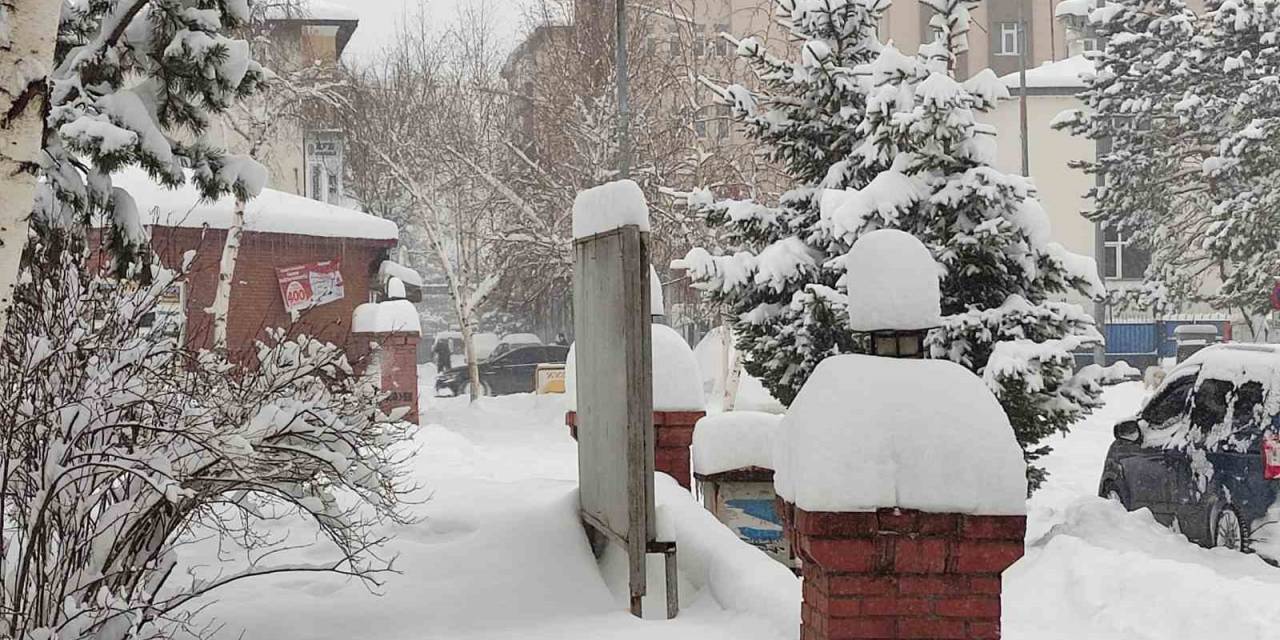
[0,0,61,334]
[206,198,245,351]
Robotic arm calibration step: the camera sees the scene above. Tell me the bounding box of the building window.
[1103,229,1151,280]
[305,130,344,204]
[998,22,1022,56]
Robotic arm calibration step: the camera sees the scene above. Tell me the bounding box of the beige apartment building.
[209,1,357,205]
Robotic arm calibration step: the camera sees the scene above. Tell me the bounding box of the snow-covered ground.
[194,369,791,640]
[195,379,1280,639]
[1008,382,1280,640]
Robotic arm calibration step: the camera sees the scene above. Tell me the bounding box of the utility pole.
[616,0,631,178]
[1093,140,1110,365]
[1018,0,1030,178]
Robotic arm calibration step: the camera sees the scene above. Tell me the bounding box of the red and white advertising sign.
[276,259,345,313]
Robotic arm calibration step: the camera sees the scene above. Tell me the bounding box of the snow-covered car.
[435,345,569,397]
[1099,343,1280,557]
[489,333,542,359]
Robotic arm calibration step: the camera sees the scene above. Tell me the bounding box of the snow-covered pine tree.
[680,0,1107,488]
[1055,0,1280,331]
[1052,0,1201,312]
[39,0,270,274]
[676,0,889,404]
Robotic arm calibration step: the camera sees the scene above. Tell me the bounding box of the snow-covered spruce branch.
[0,241,415,639]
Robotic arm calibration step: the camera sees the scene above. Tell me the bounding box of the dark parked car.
[1099,344,1280,556]
[435,345,569,397]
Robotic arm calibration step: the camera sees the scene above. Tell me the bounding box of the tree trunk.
[0,0,62,334]
[206,198,245,351]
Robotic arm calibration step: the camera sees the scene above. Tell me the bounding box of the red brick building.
[113,168,421,420]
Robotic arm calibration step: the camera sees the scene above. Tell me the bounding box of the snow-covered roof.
[565,324,706,412]
[379,261,423,287]
[264,0,359,21]
[1001,55,1095,90]
[773,354,1027,515]
[1054,0,1095,17]
[114,167,398,241]
[572,180,651,239]
[692,411,783,476]
[845,229,942,332]
[352,300,421,335]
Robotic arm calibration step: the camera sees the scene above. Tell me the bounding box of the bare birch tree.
[0,0,61,334]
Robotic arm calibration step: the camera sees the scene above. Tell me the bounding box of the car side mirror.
[1114,419,1143,445]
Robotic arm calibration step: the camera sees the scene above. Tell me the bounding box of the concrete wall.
[981,93,1095,258]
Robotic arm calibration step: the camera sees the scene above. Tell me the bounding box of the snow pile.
[1076,360,1142,386]
[651,475,800,635]
[112,166,399,240]
[774,354,1027,514]
[379,260,424,287]
[1001,55,1096,90]
[1053,0,1094,17]
[565,325,706,412]
[692,412,784,476]
[843,229,942,332]
[1007,497,1280,640]
[351,300,421,335]
[572,180,651,239]
[652,324,706,411]
[650,264,666,316]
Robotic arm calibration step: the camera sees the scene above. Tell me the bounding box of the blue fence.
[1087,319,1233,367]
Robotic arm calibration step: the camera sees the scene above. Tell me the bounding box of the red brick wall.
[356,331,420,424]
[790,507,1025,640]
[147,226,395,366]
[564,410,705,489]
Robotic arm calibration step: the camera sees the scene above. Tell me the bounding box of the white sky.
[324,0,534,63]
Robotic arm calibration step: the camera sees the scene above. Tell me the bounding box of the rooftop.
[113,167,398,242]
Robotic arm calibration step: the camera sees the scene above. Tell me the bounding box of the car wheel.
[1212,506,1249,552]
[464,380,492,398]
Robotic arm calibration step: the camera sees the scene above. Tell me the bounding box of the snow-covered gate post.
[776,231,1027,640]
[571,180,677,618]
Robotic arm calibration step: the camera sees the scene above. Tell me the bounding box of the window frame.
[997,22,1022,57]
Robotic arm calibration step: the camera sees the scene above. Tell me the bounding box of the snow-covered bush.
[678,0,1105,489]
[0,236,412,639]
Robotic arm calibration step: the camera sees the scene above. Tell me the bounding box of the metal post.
[1093,139,1110,365]
[1018,0,1030,178]
[616,0,631,178]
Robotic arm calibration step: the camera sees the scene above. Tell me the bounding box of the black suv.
[435,345,569,397]
[1099,344,1280,557]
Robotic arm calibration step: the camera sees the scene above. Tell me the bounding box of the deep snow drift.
[189,378,1280,640]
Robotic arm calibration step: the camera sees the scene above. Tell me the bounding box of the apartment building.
[211,0,357,204]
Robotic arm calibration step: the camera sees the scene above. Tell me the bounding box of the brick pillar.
[654,410,703,489]
[790,506,1024,640]
[354,331,419,424]
[564,410,705,489]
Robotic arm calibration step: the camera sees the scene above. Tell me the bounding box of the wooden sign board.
[572,225,655,615]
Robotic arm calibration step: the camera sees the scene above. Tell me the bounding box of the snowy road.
[198,380,1280,639]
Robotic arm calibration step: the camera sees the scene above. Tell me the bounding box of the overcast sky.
[323,0,533,63]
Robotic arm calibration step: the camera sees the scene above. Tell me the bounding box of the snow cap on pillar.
[844,229,941,331]
[564,325,704,412]
[571,179,651,239]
